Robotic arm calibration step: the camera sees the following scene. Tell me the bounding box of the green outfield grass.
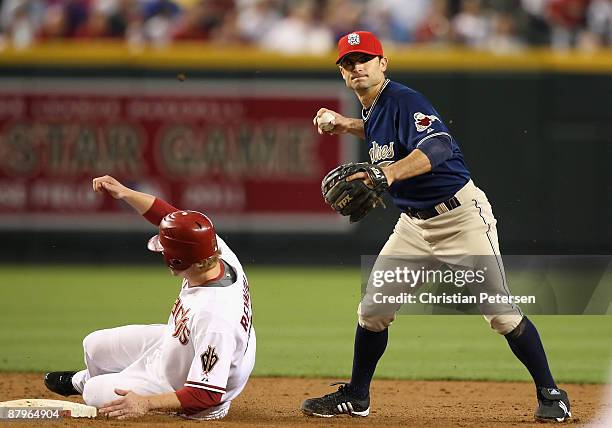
[1,265,611,383]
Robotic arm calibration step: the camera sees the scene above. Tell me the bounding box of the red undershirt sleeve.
[175,386,222,415]
[142,198,179,226]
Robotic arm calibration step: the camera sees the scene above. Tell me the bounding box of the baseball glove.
[321,162,389,223]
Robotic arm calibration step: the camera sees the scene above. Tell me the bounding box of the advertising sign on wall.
[0,79,355,231]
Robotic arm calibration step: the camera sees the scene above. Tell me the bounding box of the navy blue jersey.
[363,79,470,210]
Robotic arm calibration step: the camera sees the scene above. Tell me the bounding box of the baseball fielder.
[43,175,255,420]
[302,31,571,423]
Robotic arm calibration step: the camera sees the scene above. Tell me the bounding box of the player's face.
[339,53,388,91]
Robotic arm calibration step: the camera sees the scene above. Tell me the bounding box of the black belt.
[405,196,461,220]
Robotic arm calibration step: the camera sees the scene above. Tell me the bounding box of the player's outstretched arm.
[99,386,222,419]
[92,175,154,215]
[99,389,181,419]
[313,108,365,139]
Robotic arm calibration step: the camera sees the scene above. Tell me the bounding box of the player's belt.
[404,196,461,220]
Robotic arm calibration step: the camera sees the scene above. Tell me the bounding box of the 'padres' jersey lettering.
[363,79,471,210]
[369,141,395,164]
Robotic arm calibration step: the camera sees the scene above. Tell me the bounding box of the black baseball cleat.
[535,387,571,423]
[44,371,79,396]
[301,382,370,417]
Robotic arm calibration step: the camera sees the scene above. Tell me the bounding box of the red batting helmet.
[147,210,218,271]
[336,31,384,64]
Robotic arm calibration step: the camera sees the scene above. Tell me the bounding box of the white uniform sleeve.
[184,316,236,395]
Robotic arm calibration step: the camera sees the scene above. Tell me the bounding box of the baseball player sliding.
[302,31,571,423]
[43,175,255,420]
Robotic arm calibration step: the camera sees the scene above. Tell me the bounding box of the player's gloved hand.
[92,175,131,199]
[321,162,389,223]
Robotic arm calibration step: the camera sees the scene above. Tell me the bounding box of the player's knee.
[357,301,396,332]
[82,329,110,360]
[82,376,113,408]
[81,381,97,407]
[358,313,395,332]
[487,314,523,335]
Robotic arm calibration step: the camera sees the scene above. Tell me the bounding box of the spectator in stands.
[452,0,490,47]
[586,0,612,46]
[173,0,235,40]
[324,0,364,42]
[487,11,525,53]
[362,0,430,43]
[142,0,180,46]
[173,0,227,40]
[0,0,44,49]
[236,0,282,43]
[259,0,333,55]
[1,0,610,50]
[546,0,591,49]
[74,4,112,39]
[104,0,132,38]
[74,0,131,40]
[520,0,552,45]
[208,5,242,44]
[414,0,452,45]
[39,2,68,40]
[64,0,90,38]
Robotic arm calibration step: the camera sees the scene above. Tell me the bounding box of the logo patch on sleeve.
[201,345,219,375]
[414,112,439,132]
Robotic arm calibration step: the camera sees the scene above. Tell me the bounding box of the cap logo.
[347,33,360,46]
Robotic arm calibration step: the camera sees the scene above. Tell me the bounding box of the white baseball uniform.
[71,236,255,420]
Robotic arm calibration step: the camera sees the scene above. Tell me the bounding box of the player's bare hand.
[347,168,394,186]
[92,175,130,200]
[99,389,150,419]
[313,108,349,135]
[346,171,371,186]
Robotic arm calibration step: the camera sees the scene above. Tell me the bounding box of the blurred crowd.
[1,0,611,53]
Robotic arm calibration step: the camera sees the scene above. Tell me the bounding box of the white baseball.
[317,111,336,132]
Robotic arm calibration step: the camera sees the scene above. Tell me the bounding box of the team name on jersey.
[171,297,191,345]
[369,141,395,164]
[240,276,253,334]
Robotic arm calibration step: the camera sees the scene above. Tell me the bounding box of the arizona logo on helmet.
[414,112,439,132]
[347,33,360,45]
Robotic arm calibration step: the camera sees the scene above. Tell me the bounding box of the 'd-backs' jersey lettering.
[171,298,191,345]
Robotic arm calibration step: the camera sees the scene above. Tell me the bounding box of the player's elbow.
[176,386,223,415]
[417,136,453,169]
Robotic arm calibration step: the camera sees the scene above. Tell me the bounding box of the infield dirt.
[0,373,605,427]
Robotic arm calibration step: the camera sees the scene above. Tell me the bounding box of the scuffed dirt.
[0,373,606,427]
